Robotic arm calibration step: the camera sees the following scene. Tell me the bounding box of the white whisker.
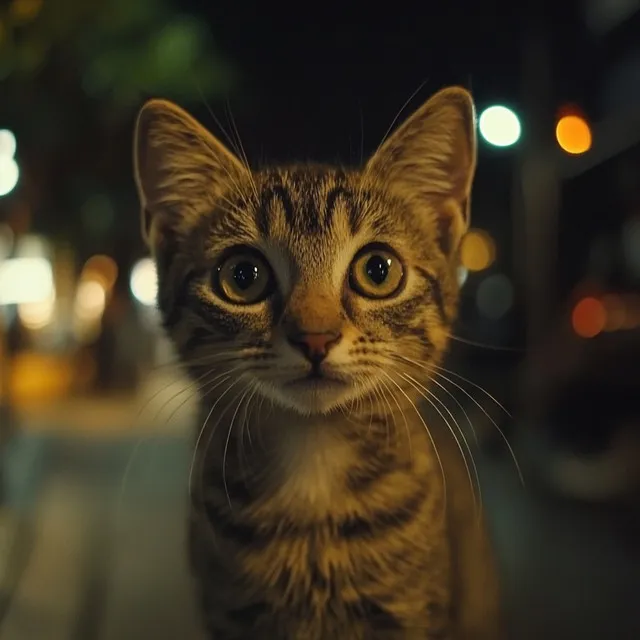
[399,371,481,514]
[222,381,256,509]
[378,370,447,505]
[397,354,524,486]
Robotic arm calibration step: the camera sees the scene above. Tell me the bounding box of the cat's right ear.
[133,99,249,249]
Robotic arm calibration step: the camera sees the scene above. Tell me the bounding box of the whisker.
[145,346,246,375]
[222,381,255,509]
[431,362,512,419]
[376,377,399,449]
[162,366,245,429]
[377,373,413,460]
[236,382,260,480]
[399,371,481,513]
[191,75,240,157]
[378,370,447,504]
[389,356,479,446]
[431,369,525,487]
[241,383,260,449]
[428,376,479,446]
[117,367,235,523]
[141,364,238,428]
[225,100,260,203]
[188,375,244,498]
[447,333,525,353]
[370,78,429,160]
[116,436,149,528]
[395,354,524,486]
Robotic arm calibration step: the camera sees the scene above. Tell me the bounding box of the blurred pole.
[513,13,561,348]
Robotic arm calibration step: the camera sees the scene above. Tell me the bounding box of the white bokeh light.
[0,130,16,159]
[130,257,158,306]
[478,105,522,148]
[0,257,54,305]
[75,280,107,321]
[0,157,19,197]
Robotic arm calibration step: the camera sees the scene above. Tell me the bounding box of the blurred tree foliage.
[0,0,235,266]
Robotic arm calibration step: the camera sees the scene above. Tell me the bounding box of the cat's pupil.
[366,255,390,285]
[233,261,258,290]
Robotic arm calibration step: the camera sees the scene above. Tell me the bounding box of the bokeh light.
[0,257,54,305]
[75,280,107,321]
[478,105,521,147]
[81,254,119,292]
[572,297,606,338]
[10,0,44,24]
[556,115,592,155]
[0,129,17,158]
[476,273,514,319]
[0,157,20,197]
[601,294,626,332]
[459,229,496,272]
[18,294,56,330]
[130,258,158,306]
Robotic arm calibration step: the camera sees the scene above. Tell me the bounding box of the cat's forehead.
[255,166,363,235]
[200,164,430,287]
[247,166,365,286]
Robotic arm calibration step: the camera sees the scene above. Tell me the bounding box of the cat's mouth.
[259,367,356,414]
[283,371,348,390]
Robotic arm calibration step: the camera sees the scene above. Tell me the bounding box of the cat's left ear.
[365,86,477,255]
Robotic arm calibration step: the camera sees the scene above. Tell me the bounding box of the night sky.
[178,1,529,163]
[153,0,640,338]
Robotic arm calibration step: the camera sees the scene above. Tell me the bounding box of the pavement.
[0,391,639,640]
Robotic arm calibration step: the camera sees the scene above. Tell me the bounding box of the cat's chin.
[257,378,356,417]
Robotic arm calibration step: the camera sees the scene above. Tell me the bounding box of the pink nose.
[287,331,342,363]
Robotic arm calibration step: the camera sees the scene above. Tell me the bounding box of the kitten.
[133,86,503,639]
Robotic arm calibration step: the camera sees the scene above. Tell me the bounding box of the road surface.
[0,403,639,639]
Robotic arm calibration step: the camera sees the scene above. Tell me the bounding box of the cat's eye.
[214,248,274,305]
[349,244,404,299]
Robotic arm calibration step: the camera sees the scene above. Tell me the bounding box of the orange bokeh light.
[571,297,606,338]
[556,115,592,155]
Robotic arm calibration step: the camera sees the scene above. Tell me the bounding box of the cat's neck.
[194,399,441,520]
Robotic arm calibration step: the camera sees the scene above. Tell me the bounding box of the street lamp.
[478,105,522,148]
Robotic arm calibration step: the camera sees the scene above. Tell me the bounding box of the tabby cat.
[133,86,504,639]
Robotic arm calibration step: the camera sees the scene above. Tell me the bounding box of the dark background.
[1,1,640,639]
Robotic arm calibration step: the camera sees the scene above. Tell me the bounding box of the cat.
[133,86,504,639]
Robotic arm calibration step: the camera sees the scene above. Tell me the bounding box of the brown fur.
[134,86,504,639]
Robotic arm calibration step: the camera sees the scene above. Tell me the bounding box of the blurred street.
[0,392,639,640]
[0,420,204,640]
[1,1,640,638]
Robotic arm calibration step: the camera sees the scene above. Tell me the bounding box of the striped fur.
[134,87,503,639]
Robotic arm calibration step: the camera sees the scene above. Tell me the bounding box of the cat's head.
[133,87,476,416]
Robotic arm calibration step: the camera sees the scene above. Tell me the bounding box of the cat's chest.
[273,426,356,517]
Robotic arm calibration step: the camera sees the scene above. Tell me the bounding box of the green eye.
[214,249,274,305]
[349,245,404,299]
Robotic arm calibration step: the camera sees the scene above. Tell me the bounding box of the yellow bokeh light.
[459,229,496,272]
[10,0,43,23]
[556,115,592,155]
[81,254,118,291]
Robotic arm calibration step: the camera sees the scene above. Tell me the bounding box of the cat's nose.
[287,331,342,363]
